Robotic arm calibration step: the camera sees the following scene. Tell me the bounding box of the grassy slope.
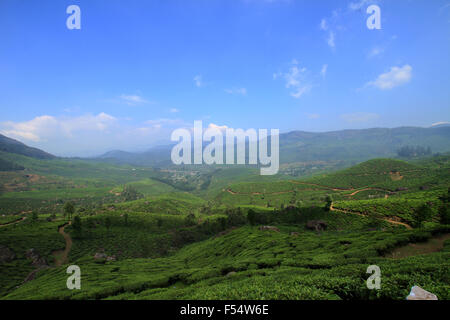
[1,155,449,300]
[4,223,449,300]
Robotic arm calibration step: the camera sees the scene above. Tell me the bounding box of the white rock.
[407,286,438,300]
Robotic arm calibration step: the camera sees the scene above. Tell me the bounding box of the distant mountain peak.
[0,133,55,159]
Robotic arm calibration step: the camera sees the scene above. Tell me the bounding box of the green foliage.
[325,195,333,211]
[121,185,143,201]
[105,217,112,231]
[64,202,75,220]
[0,158,24,171]
[1,153,450,301]
[31,211,38,222]
[247,209,257,226]
[413,205,433,227]
[184,214,197,227]
[72,215,82,239]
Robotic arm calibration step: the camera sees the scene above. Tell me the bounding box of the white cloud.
[274,62,312,99]
[341,112,380,123]
[348,0,372,11]
[290,85,312,99]
[194,75,204,87]
[327,31,335,48]
[169,108,180,113]
[145,118,188,129]
[431,121,450,127]
[366,65,412,90]
[119,94,149,105]
[368,47,384,58]
[208,123,229,132]
[274,60,329,98]
[320,19,328,31]
[225,88,247,95]
[0,114,198,157]
[0,113,117,143]
[320,64,328,77]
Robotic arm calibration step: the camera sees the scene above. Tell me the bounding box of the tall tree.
[64,202,75,221]
[72,215,82,238]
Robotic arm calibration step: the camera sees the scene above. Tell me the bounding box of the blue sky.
[1,0,449,156]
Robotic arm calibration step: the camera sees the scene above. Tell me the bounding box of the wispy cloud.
[0,113,117,143]
[169,108,180,113]
[366,65,412,90]
[145,118,189,129]
[341,112,380,123]
[431,121,450,127]
[194,75,204,87]
[327,31,335,49]
[208,123,229,133]
[274,61,312,99]
[119,94,149,106]
[348,0,373,11]
[224,88,247,96]
[367,46,384,58]
[320,64,328,78]
[274,60,329,99]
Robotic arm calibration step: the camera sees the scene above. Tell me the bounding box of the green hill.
[0,134,55,160]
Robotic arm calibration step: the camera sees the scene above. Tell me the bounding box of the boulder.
[94,252,107,260]
[306,220,328,232]
[407,286,438,300]
[259,226,280,232]
[25,248,47,267]
[0,246,16,264]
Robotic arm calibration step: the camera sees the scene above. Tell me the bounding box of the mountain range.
[96,126,450,166]
[1,125,450,168]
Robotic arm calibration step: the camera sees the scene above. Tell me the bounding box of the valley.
[0,133,449,300]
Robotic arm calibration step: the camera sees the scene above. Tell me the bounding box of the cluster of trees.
[121,185,143,201]
[397,146,432,158]
[0,158,24,172]
[438,188,450,225]
[412,188,450,227]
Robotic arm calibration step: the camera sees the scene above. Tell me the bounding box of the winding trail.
[289,181,354,191]
[345,187,390,197]
[52,222,72,266]
[227,188,296,196]
[330,203,412,229]
[0,217,27,228]
[226,185,391,198]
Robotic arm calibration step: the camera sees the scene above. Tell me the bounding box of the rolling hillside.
[0,134,55,160]
[96,126,450,167]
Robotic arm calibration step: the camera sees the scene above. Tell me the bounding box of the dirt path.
[330,203,412,229]
[290,181,354,191]
[385,233,450,259]
[226,188,295,196]
[0,217,27,228]
[345,187,389,197]
[226,185,391,198]
[52,222,72,266]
